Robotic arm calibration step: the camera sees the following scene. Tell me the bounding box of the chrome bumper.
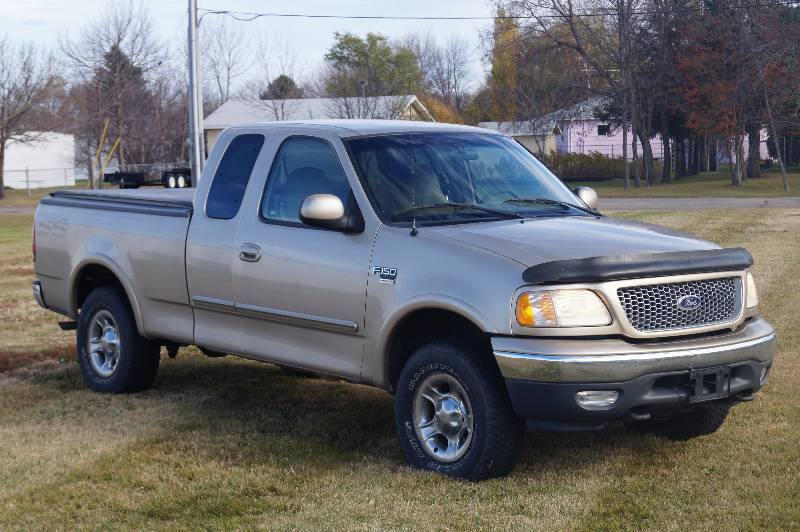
[32,280,46,309]
[493,317,776,383]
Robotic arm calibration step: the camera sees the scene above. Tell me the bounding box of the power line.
[199,2,800,23]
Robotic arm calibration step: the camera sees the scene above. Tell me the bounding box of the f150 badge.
[372,266,398,285]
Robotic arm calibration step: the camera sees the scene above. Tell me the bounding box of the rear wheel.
[77,285,160,393]
[177,174,186,188]
[638,403,731,440]
[166,175,177,188]
[395,341,524,480]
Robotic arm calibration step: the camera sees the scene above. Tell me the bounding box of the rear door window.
[206,134,265,219]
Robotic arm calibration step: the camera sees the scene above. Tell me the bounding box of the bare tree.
[0,35,59,199]
[406,33,473,111]
[62,1,166,172]
[201,16,249,107]
[246,36,304,121]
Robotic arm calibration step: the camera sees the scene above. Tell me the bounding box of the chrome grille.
[617,277,741,332]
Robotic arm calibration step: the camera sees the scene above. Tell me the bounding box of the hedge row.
[540,151,663,182]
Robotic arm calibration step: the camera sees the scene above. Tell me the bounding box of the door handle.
[238,243,261,262]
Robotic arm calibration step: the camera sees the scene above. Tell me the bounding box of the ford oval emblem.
[677,294,703,311]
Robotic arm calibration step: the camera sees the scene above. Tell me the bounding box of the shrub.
[540,151,663,182]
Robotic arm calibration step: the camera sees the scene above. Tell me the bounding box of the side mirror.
[299,194,363,233]
[574,186,599,210]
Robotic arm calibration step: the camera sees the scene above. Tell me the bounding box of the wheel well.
[387,308,490,391]
[75,264,124,312]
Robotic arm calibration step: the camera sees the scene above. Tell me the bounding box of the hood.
[421,215,718,267]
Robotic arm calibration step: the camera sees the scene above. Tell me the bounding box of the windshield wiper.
[503,197,593,213]
[393,202,523,221]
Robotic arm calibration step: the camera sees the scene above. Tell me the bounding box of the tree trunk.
[638,128,655,185]
[764,88,789,192]
[676,136,687,178]
[659,110,671,182]
[699,135,709,172]
[661,132,672,183]
[0,140,6,200]
[622,104,629,190]
[747,124,761,178]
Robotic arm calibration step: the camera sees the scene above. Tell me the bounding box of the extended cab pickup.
[33,120,776,480]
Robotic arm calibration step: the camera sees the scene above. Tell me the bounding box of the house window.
[597,124,611,136]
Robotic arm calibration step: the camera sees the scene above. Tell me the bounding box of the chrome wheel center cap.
[101,327,119,355]
[436,396,465,435]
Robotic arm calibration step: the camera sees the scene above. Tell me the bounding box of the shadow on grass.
[13,351,668,479]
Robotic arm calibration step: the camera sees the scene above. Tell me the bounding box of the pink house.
[479,97,769,163]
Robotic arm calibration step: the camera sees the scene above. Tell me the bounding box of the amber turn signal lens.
[516,292,557,327]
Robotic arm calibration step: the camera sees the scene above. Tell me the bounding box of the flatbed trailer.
[104,163,192,189]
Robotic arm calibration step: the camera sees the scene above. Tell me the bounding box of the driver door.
[232,134,373,379]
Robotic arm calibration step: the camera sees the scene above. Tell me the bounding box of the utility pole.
[187,0,205,182]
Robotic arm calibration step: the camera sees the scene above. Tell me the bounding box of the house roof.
[477,96,611,137]
[204,95,433,129]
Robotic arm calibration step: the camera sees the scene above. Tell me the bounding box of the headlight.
[746,272,759,309]
[516,289,612,327]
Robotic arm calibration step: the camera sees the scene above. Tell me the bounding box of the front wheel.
[77,285,161,393]
[395,341,524,480]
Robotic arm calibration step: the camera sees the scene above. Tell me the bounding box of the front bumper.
[493,318,776,426]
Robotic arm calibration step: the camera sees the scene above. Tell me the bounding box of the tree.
[405,33,473,113]
[322,32,422,99]
[201,16,249,107]
[0,35,59,199]
[261,75,304,100]
[62,0,169,183]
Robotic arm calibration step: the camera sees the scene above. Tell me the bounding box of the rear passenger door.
[186,132,268,354]
[232,133,374,379]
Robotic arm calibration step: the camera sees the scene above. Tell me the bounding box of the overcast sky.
[1,0,494,90]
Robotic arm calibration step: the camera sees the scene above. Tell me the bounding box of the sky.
[0,0,495,90]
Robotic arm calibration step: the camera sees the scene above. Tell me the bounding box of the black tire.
[639,403,731,440]
[76,285,160,393]
[395,341,524,480]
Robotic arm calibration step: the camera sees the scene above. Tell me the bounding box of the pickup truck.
[32,120,776,480]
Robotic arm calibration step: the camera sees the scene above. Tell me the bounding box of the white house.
[204,95,434,151]
[2,133,75,189]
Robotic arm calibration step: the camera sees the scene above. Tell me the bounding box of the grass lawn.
[570,168,800,198]
[1,209,798,529]
[0,181,90,209]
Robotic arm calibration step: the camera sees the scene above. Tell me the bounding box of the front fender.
[369,294,497,389]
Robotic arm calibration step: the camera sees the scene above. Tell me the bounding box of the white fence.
[3,167,77,195]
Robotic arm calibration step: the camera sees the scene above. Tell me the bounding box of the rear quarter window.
[206,134,265,219]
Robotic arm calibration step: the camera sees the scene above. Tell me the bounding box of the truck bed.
[42,189,194,217]
[34,187,195,344]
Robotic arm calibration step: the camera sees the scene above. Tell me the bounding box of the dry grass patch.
[570,169,800,198]
[0,209,798,530]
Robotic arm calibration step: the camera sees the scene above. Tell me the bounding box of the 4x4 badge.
[372,266,398,285]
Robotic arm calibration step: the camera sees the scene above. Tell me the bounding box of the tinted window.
[206,134,265,219]
[261,137,351,223]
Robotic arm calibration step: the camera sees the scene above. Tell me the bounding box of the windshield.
[345,132,589,225]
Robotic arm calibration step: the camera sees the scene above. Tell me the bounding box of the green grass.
[1,210,799,529]
[0,180,90,209]
[570,168,800,197]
